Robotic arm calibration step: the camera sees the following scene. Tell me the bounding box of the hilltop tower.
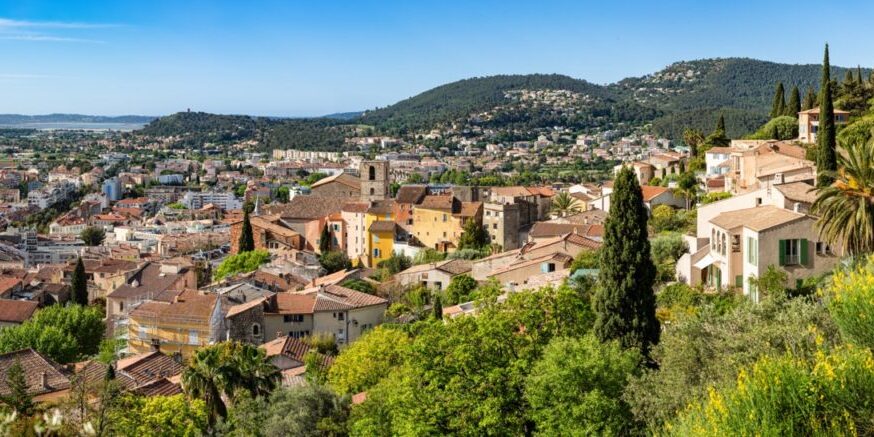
[360,160,389,202]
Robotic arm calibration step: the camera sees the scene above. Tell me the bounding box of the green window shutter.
[795,278,803,289]
[800,239,809,265]
[716,271,721,290]
[778,239,786,266]
[736,275,743,287]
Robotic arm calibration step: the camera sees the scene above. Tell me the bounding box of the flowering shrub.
[666,346,874,435]
[823,256,874,348]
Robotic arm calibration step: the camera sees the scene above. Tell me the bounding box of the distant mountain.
[138,111,353,151]
[615,58,869,138]
[358,74,613,133]
[0,113,155,125]
[136,58,870,146]
[321,111,363,121]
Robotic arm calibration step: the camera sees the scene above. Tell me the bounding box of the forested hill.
[137,58,871,146]
[138,111,353,151]
[617,58,870,139]
[358,74,612,133]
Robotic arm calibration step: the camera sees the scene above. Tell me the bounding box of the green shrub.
[214,249,270,280]
[824,256,874,349]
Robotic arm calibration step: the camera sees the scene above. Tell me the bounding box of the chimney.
[40,372,48,389]
[793,202,801,213]
[150,339,160,352]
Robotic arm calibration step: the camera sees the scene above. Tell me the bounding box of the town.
[1,3,874,434]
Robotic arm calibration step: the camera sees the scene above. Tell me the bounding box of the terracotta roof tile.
[0,299,38,323]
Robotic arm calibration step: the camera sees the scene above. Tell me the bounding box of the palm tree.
[182,345,229,425]
[182,341,279,426]
[551,191,582,217]
[811,141,874,256]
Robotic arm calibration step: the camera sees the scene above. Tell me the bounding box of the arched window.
[721,233,727,255]
[368,166,376,180]
[252,323,261,337]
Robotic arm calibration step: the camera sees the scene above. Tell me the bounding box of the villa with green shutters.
[677,185,843,302]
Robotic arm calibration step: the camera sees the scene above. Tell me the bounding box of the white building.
[181,191,243,210]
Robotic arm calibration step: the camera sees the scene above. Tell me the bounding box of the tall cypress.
[593,166,659,359]
[433,294,443,320]
[71,257,88,306]
[817,44,837,187]
[770,82,786,119]
[319,223,331,253]
[803,86,817,110]
[716,114,725,133]
[785,86,801,117]
[857,65,864,84]
[238,209,255,253]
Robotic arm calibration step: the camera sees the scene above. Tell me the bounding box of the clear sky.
[1,0,873,116]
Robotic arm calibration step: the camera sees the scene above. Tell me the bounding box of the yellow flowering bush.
[823,256,874,349]
[666,346,874,435]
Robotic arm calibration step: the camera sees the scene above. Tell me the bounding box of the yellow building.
[364,200,397,267]
[127,291,218,358]
[412,195,482,252]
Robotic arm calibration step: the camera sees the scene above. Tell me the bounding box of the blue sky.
[1,0,873,116]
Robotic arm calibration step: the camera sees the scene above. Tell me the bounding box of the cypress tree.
[770,82,786,119]
[238,209,255,253]
[785,86,801,117]
[71,257,88,306]
[1,360,33,415]
[817,44,837,187]
[803,86,817,110]
[593,166,659,359]
[319,223,331,253]
[716,114,725,133]
[857,65,864,84]
[433,294,443,320]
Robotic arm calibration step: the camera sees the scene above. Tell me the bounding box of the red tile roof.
[0,299,38,324]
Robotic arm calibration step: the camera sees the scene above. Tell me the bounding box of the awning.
[694,254,715,270]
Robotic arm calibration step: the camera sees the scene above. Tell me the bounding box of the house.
[127,290,220,357]
[76,350,184,397]
[471,233,601,281]
[487,252,574,287]
[614,162,655,185]
[527,222,604,242]
[412,195,482,253]
[309,173,361,198]
[106,262,197,333]
[0,299,39,328]
[263,196,353,252]
[704,147,733,177]
[798,107,850,143]
[723,140,815,194]
[393,185,428,229]
[229,214,303,255]
[0,349,71,403]
[394,259,473,290]
[679,205,841,301]
[341,201,370,264]
[262,284,388,345]
[641,185,686,210]
[260,335,333,372]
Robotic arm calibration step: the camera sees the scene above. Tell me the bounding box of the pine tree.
[319,223,331,253]
[785,86,801,117]
[1,360,33,415]
[433,294,443,320]
[770,82,786,119]
[71,257,88,306]
[238,209,255,253]
[803,86,817,110]
[817,44,837,188]
[593,166,659,359]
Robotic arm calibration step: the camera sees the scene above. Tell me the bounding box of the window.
[747,237,758,265]
[370,187,375,195]
[373,248,381,258]
[283,314,304,323]
[492,223,498,229]
[816,241,831,256]
[721,233,727,255]
[368,166,376,180]
[138,326,148,340]
[442,214,447,222]
[336,312,345,321]
[781,239,803,265]
[188,329,199,345]
[252,323,261,337]
[332,224,339,231]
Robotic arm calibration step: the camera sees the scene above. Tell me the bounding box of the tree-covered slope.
[358,74,613,133]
